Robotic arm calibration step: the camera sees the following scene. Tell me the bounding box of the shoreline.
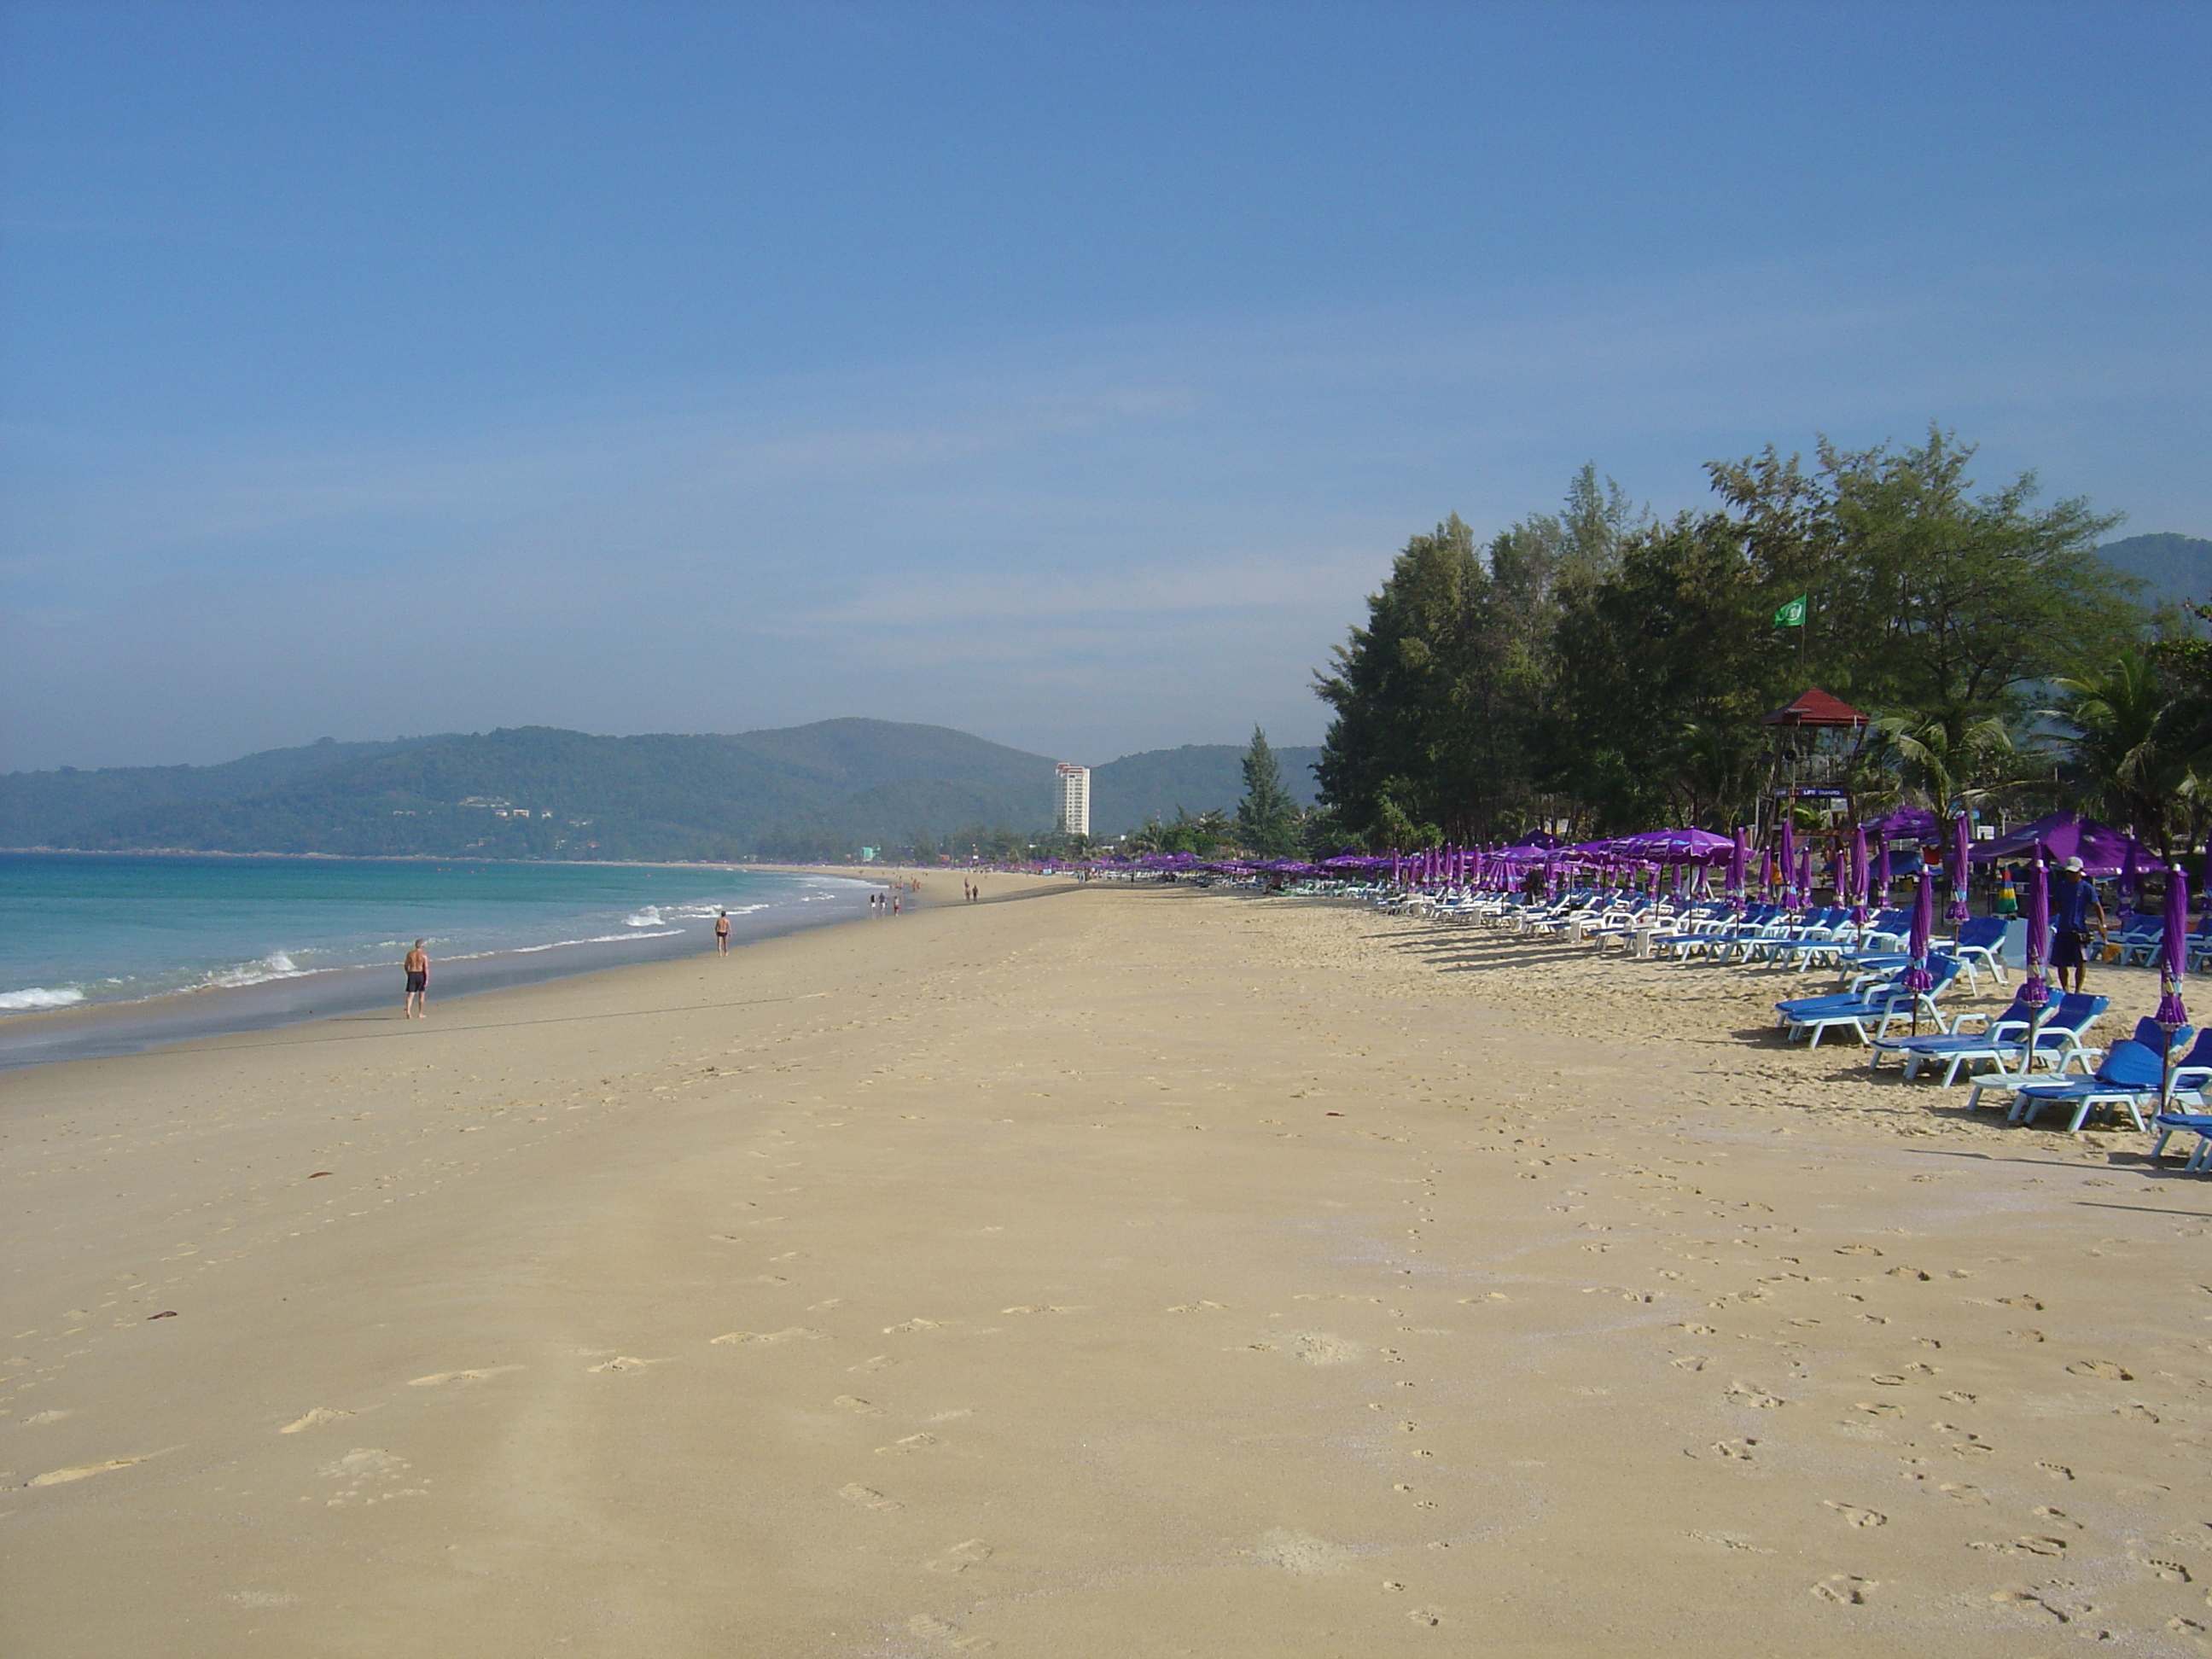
[0,865,894,1073]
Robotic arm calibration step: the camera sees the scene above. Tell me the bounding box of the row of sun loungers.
[1358,879,2212,1173]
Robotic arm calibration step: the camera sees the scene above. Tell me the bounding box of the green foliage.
[1235,727,1303,856]
[1316,429,2152,843]
[1087,743,1320,836]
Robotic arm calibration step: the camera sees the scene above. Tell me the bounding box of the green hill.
[2098,533,2212,614]
[1088,743,1322,835]
[1,720,1058,861]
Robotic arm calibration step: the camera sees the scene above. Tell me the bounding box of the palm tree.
[1863,706,2046,817]
[2044,650,2184,847]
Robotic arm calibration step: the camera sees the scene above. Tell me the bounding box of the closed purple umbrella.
[2120,841,2140,910]
[2159,864,2190,1030]
[2021,853,2050,1010]
[1728,828,1748,899]
[1873,838,1891,911]
[1901,870,1936,992]
[1796,838,1814,904]
[2160,864,2191,1103]
[1947,813,1973,923]
[1778,818,1799,906]
[1849,822,1870,927]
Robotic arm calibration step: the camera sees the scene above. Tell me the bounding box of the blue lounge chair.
[2116,914,2165,968]
[1946,917,2011,989]
[1871,992,2109,1086]
[2003,1025,2203,1132]
[1775,956,1962,1048]
[2150,1112,2212,1171]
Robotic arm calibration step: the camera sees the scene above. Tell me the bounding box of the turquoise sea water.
[0,852,857,1016]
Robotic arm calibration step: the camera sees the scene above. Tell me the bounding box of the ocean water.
[0,853,872,1066]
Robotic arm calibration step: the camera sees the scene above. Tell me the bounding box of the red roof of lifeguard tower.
[1760,687,1866,728]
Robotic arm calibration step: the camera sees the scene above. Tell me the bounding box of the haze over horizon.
[4,2,2207,773]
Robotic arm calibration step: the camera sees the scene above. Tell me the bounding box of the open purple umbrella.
[1947,812,1973,924]
[1778,818,1799,906]
[2160,864,2191,1103]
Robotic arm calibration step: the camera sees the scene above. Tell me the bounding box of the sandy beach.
[4,876,2209,1656]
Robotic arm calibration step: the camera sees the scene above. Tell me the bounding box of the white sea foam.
[203,952,311,989]
[624,906,667,927]
[498,929,686,955]
[0,986,86,1012]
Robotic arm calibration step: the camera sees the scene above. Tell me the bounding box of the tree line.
[1310,427,2212,854]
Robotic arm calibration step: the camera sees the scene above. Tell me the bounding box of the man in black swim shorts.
[403,939,430,1018]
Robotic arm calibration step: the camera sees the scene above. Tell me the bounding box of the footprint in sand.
[833,1395,883,1416]
[408,1366,522,1387]
[875,1434,937,1455]
[883,1318,945,1334]
[225,1591,300,1609]
[905,1613,993,1650]
[1724,1382,1785,1408]
[586,1355,671,1373]
[710,1328,828,1347]
[1710,1439,1758,1460]
[849,1355,899,1374]
[1167,1301,1228,1313]
[838,1482,902,1511]
[1824,1502,1887,1528]
[926,1538,993,1575]
[279,1407,356,1434]
[1406,1605,1447,1627]
[21,1410,73,1426]
[1810,1575,1874,1605]
[2064,1359,2133,1381]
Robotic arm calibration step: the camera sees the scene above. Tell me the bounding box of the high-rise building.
[1055,763,1091,837]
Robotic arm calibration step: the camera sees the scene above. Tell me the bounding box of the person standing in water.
[403,939,430,1019]
[714,909,731,955]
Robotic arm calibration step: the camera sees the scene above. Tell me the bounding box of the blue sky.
[3,1,2206,771]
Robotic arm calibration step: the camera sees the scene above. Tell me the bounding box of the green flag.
[1773,594,1807,628]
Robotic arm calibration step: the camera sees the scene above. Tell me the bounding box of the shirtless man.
[714,909,731,955]
[403,940,430,1019]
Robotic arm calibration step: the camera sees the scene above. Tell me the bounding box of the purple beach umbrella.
[1849,822,1870,927]
[1901,870,1936,993]
[1728,828,1748,899]
[1778,818,1799,906]
[2022,853,2050,1010]
[1873,838,1891,911]
[2159,864,2190,1031]
[1947,813,1972,924]
[2160,864,2191,1103]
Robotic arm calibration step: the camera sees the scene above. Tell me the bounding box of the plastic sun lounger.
[2116,917,2165,968]
[2150,1113,2212,1171]
[1775,958,1962,1049]
[1875,992,2110,1086]
[2002,1027,2203,1132]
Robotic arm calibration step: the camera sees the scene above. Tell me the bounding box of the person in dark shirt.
[2049,857,2108,992]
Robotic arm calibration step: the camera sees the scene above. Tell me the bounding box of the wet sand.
[3,876,2208,1656]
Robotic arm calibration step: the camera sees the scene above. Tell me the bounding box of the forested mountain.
[1088,744,1321,835]
[1,721,1061,861]
[0,723,1325,860]
[2098,533,2212,612]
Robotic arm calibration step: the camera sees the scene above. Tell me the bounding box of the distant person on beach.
[2050,858,2107,993]
[403,940,429,1018]
[714,909,731,955]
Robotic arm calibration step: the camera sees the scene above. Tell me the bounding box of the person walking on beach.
[2050,857,2107,994]
[714,909,731,955]
[403,940,430,1019]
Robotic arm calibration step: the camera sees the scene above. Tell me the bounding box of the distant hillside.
[1088,743,1322,836]
[0,720,1057,861]
[2098,533,2212,614]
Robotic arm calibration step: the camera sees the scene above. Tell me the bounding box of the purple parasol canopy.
[1946,812,1972,923]
[1778,818,1799,905]
[1900,870,1936,992]
[1970,811,2157,879]
[1849,821,1870,924]
[2159,864,2191,1031]
[2021,852,2050,1010]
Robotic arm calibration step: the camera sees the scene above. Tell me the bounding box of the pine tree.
[1237,726,1302,856]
